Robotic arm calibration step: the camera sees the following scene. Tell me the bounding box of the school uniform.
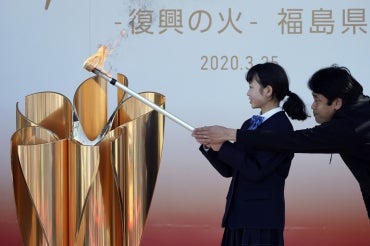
[200,109,293,246]
[236,95,370,219]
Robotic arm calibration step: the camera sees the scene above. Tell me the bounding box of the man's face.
[311,92,342,124]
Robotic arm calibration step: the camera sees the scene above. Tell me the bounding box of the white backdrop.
[1,0,369,245]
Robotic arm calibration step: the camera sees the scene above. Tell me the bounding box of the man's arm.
[192,125,237,144]
[237,124,357,153]
[193,122,358,154]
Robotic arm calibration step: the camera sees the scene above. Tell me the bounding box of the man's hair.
[308,65,363,105]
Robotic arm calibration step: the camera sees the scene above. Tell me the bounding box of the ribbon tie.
[248,115,264,130]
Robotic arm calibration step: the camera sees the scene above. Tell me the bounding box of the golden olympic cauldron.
[11,74,164,245]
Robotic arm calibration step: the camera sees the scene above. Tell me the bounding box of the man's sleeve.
[236,121,357,153]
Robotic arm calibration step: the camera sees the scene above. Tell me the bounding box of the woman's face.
[247,79,267,109]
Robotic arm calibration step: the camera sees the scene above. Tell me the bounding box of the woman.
[197,62,308,246]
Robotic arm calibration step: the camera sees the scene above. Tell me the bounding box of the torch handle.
[92,69,194,131]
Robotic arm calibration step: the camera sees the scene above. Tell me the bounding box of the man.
[192,65,370,219]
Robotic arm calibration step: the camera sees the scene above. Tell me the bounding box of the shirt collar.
[259,107,282,122]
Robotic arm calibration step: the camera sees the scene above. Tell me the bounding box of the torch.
[83,46,194,132]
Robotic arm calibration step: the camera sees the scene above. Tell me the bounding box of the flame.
[83,31,127,76]
[83,45,111,74]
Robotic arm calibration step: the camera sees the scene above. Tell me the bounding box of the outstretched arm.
[193,122,357,153]
[192,125,237,145]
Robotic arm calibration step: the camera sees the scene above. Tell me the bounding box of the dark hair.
[246,62,309,120]
[308,65,363,105]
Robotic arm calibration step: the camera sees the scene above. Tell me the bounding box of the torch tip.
[83,62,96,72]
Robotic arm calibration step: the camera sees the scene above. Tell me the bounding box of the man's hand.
[192,125,236,144]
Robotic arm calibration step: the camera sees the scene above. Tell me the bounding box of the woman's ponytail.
[283,91,309,120]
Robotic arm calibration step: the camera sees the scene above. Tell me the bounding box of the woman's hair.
[308,64,363,105]
[246,62,309,120]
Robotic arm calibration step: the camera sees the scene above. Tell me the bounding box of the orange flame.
[83,30,126,76]
[83,45,111,74]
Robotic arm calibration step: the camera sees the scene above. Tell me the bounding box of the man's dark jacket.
[236,95,370,219]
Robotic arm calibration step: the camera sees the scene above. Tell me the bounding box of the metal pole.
[91,68,194,131]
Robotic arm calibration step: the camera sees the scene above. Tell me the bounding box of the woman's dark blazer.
[200,111,294,229]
